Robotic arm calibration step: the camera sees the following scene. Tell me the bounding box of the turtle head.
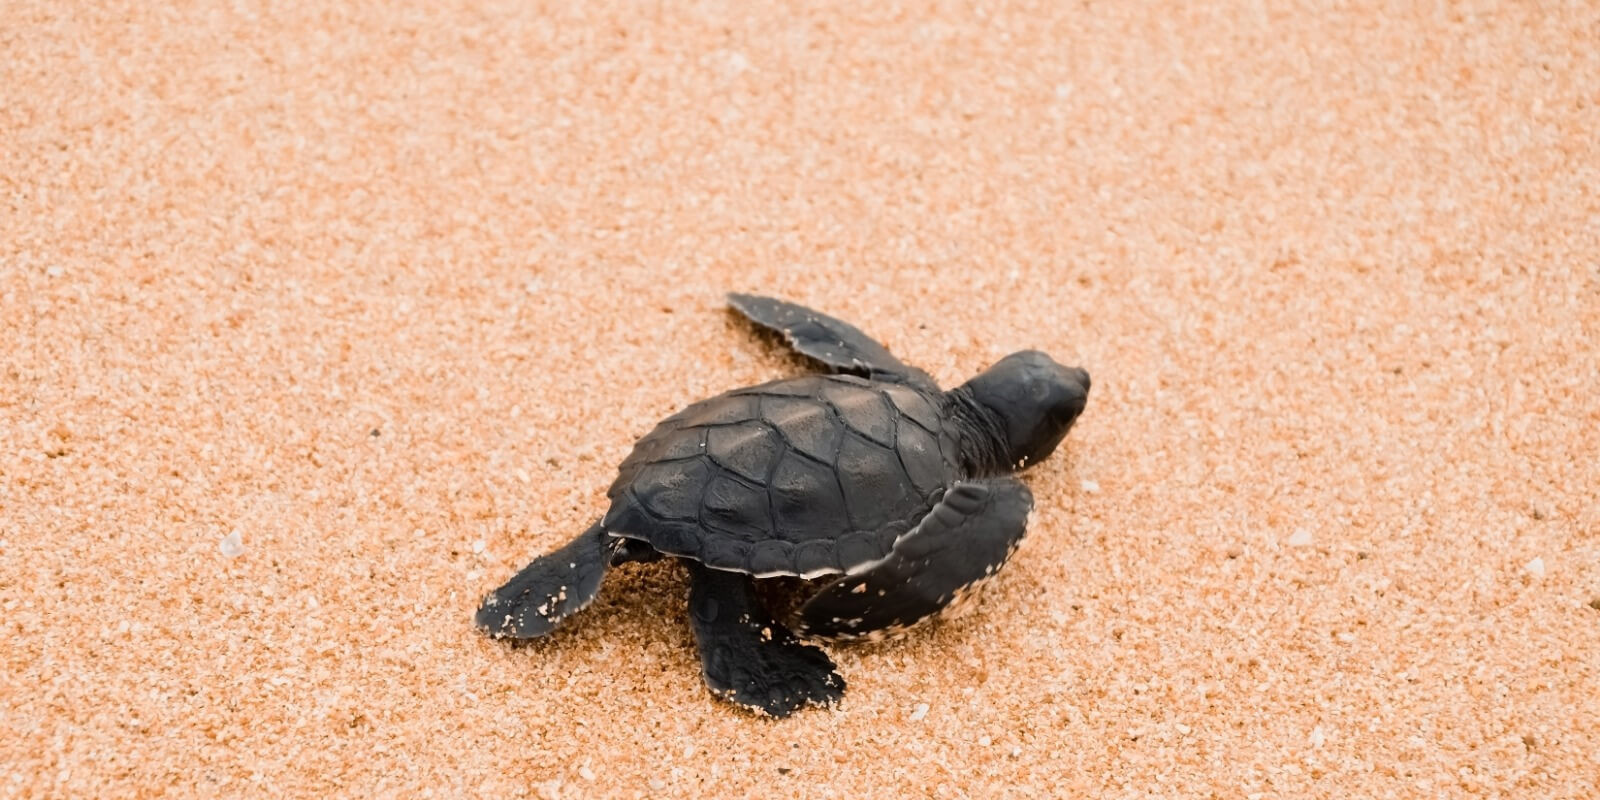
[956,350,1090,473]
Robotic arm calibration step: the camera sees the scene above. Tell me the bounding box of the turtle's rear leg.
[684,560,845,717]
[475,522,614,639]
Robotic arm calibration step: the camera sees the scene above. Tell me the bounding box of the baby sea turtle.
[476,293,1090,717]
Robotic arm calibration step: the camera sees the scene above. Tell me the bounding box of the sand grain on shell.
[4,1,1599,798]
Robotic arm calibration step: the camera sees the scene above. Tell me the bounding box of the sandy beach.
[4,1,1598,797]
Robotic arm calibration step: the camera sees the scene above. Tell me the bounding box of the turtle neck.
[944,386,1012,478]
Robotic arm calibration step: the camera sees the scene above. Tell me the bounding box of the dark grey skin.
[476,294,1090,717]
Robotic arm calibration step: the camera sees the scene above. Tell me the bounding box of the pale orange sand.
[4,1,1598,797]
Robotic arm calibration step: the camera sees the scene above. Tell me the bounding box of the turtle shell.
[601,374,960,577]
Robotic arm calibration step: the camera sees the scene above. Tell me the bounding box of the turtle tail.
[474,521,613,639]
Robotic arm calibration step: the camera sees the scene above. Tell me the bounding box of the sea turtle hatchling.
[476,293,1091,717]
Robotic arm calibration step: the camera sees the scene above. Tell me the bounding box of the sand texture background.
[4,1,1599,797]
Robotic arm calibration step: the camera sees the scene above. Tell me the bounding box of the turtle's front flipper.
[475,522,613,639]
[798,479,1033,639]
[685,560,845,717]
[727,293,935,387]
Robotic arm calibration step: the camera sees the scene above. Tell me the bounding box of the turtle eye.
[1029,378,1051,403]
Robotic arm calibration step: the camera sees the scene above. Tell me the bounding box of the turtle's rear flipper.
[798,478,1033,639]
[475,522,612,639]
[727,293,935,388]
[685,560,845,717]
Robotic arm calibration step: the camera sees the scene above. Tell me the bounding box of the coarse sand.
[3,1,1598,797]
